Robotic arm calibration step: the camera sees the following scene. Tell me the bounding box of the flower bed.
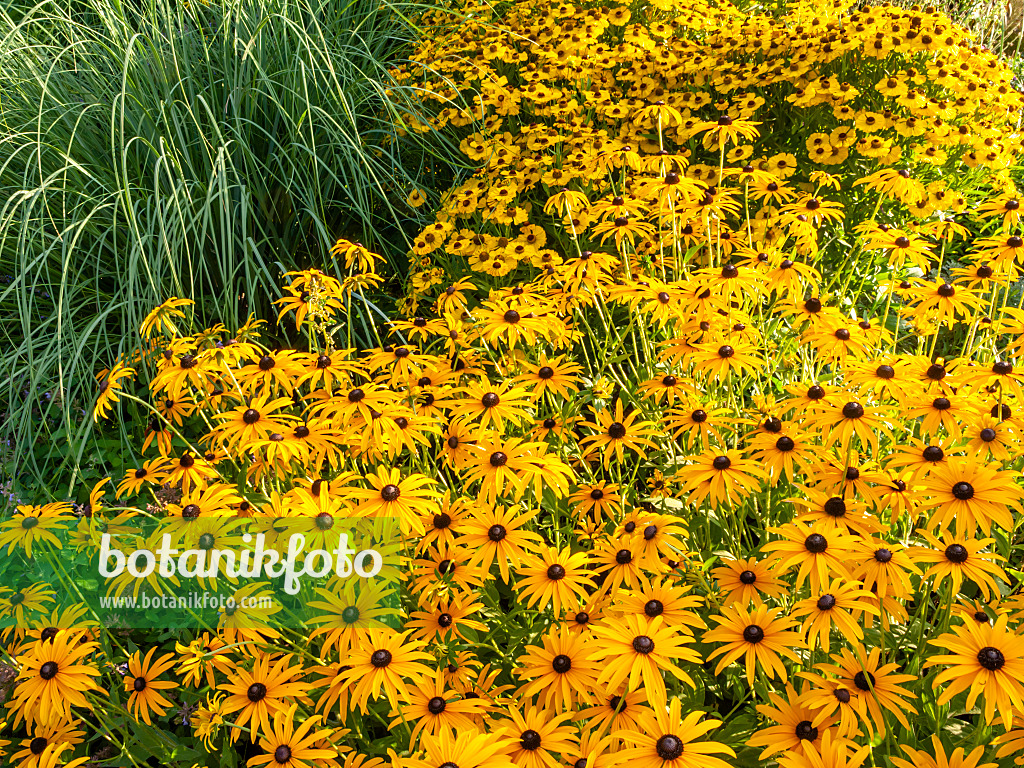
[3,0,1024,766]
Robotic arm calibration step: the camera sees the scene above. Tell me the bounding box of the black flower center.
[876,364,895,379]
[247,682,267,702]
[835,328,851,341]
[242,408,260,424]
[488,525,507,542]
[662,375,677,387]
[816,594,836,611]
[853,670,875,691]
[380,484,400,502]
[816,498,846,521]
[795,721,818,741]
[342,606,360,624]
[632,635,655,654]
[608,422,627,439]
[643,525,658,540]
[29,737,48,755]
[437,613,453,628]
[775,436,795,451]
[182,504,201,520]
[718,345,734,358]
[874,548,893,563]
[691,409,707,423]
[808,385,825,400]
[739,569,757,584]
[274,746,292,764]
[520,730,542,751]
[615,549,632,565]
[134,676,147,692]
[538,366,554,379]
[945,544,969,563]
[371,649,393,668]
[742,625,765,643]
[712,455,731,470]
[922,445,944,462]
[842,402,864,419]
[481,393,500,408]
[552,654,572,673]
[834,688,851,703]
[952,482,974,500]
[805,534,828,553]
[656,735,684,761]
[427,696,447,714]
[980,428,997,442]
[547,564,566,580]
[645,599,664,617]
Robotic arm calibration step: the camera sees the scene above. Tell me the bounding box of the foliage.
[0,0,459,497]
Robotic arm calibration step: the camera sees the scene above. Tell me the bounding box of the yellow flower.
[125,648,178,725]
[406,188,428,208]
[93,361,136,421]
[139,297,194,339]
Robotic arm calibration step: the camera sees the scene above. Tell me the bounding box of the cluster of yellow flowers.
[395,0,1023,300]
[5,0,1024,766]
